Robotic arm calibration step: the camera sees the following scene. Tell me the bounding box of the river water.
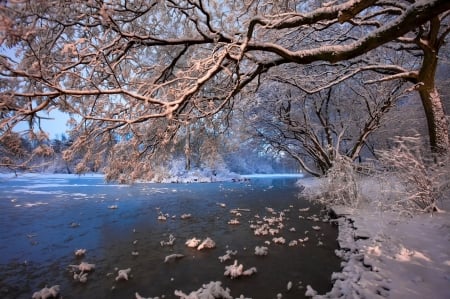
[0,174,340,299]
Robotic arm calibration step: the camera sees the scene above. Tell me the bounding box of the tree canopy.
[1,0,449,180]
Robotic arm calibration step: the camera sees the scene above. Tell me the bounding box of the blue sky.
[1,46,71,140]
[14,110,70,139]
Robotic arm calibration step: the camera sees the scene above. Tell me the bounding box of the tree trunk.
[418,41,449,154]
[185,124,191,171]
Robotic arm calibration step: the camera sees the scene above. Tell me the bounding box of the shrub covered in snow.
[376,134,449,214]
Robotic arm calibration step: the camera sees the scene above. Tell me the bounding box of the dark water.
[0,174,340,299]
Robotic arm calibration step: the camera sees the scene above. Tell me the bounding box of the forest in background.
[0,0,449,186]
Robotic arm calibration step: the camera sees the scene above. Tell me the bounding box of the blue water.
[0,174,340,298]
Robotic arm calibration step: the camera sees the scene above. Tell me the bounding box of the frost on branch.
[377,134,449,214]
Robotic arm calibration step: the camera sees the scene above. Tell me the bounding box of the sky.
[14,109,70,139]
[1,46,70,140]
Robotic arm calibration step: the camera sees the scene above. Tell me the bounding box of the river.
[0,174,340,298]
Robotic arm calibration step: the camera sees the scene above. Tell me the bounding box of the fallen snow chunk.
[69,261,95,272]
[164,253,185,263]
[272,237,286,244]
[228,219,240,225]
[218,203,227,208]
[242,267,257,276]
[224,260,244,279]
[135,292,156,299]
[157,214,167,221]
[73,271,88,283]
[312,225,321,231]
[180,213,192,219]
[185,237,201,248]
[197,237,216,250]
[299,237,309,243]
[269,228,279,235]
[367,245,382,256]
[32,285,60,299]
[289,227,296,232]
[254,246,268,256]
[174,281,232,299]
[288,240,298,247]
[276,293,282,299]
[74,248,86,257]
[305,285,317,297]
[266,207,275,213]
[160,234,176,246]
[108,205,118,209]
[115,268,131,281]
[235,295,252,299]
[287,281,293,291]
[224,260,257,279]
[298,207,310,212]
[131,251,139,256]
[219,250,238,263]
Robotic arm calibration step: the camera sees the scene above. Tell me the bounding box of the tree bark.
[417,18,450,155]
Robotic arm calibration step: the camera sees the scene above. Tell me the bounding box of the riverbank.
[300,177,450,299]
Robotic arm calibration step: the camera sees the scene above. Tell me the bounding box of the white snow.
[31,285,60,299]
[74,248,86,257]
[185,237,202,248]
[254,246,268,256]
[160,234,176,246]
[299,177,450,299]
[174,281,233,299]
[68,262,95,272]
[115,268,131,281]
[164,253,185,263]
[224,260,257,279]
[219,250,238,263]
[197,237,216,251]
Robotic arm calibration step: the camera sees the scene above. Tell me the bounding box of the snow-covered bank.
[242,173,304,179]
[299,177,450,299]
[0,170,304,184]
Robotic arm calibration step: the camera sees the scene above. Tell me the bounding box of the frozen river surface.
[0,174,340,298]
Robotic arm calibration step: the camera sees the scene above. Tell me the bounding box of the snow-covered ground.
[300,177,450,299]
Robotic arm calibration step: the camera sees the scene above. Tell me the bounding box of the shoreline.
[312,205,450,299]
[298,176,450,299]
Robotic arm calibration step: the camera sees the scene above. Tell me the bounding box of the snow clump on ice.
[115,268,132,281]
[224,260,257,279]
[197,237,216,250]
[174,281,233,299]
[32,285,60,299]
[254,246,268,256]
[185,237,202,248]
[219,250,238,262]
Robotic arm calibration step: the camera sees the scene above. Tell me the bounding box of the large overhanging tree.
[0,0,449,179]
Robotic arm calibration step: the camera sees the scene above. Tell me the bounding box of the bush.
[376,134,449,214]
[305,154,361,208]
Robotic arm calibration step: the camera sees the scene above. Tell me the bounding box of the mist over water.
[0,174,340,299]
